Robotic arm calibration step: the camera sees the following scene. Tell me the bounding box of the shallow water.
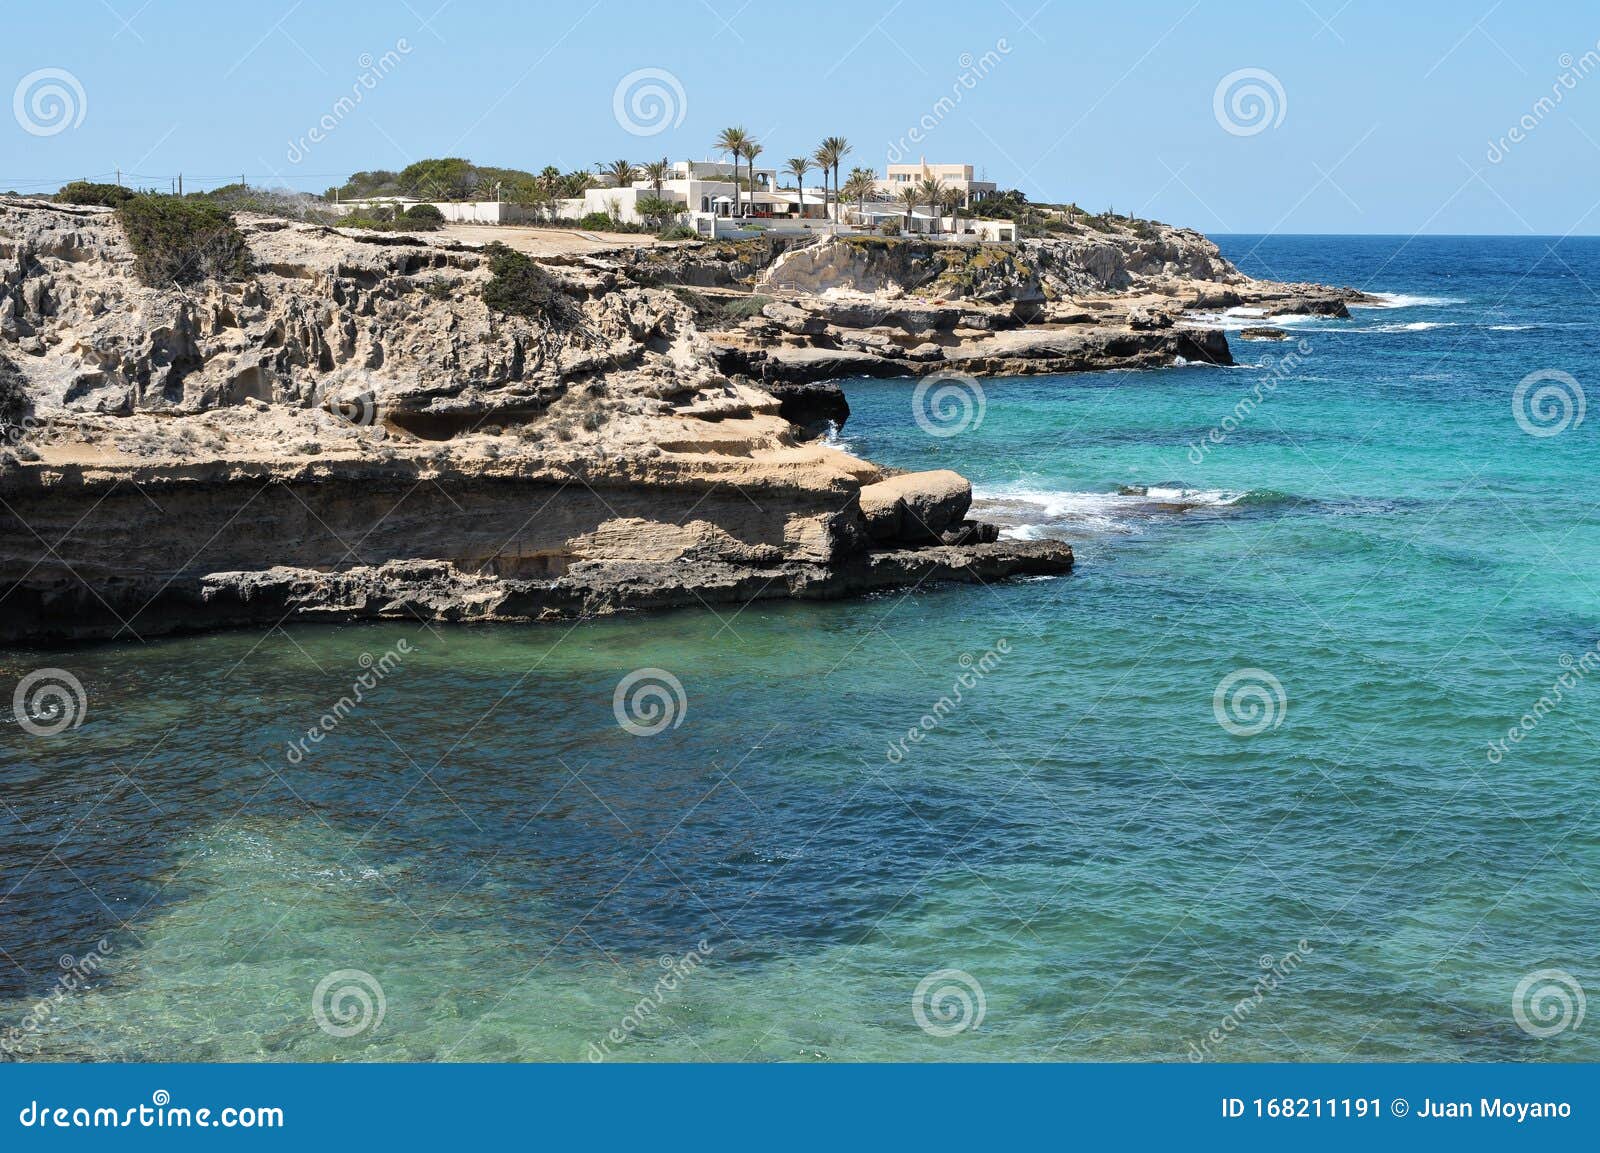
[2,235,1597,1061]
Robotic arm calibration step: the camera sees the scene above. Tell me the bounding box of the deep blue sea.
[2,235,1596,1061]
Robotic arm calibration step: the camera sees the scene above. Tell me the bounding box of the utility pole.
[115,167,120,186]
[177,172,182,196]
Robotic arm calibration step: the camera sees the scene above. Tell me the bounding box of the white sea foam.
[820,421,856,453]
[1357,292,1467,309]
[1179,310,1333,333]
[974,484,1248,537]
[1357,320,1455,333]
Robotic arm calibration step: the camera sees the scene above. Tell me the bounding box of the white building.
[876,161,998,208]
[557,160,839,228]
[333,158,1012,240]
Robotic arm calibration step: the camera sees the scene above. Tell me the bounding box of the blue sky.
[4,0,1599,234]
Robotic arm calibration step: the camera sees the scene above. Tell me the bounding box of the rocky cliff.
[0,200,1071,643]
[0,200,1363,644]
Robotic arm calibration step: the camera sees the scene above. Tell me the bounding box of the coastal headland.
[0,199,1362,643]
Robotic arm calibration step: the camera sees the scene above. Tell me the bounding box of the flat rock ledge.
[2,542,1072,644]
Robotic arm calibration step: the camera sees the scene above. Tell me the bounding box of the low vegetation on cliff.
[55,181,138,208]
[115,196,250,287]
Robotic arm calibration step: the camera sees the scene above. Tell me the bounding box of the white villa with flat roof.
[558,159,832,226]
[877,161,998,207]
[336,157,1012,240]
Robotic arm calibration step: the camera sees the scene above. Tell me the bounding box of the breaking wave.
[973,483,1297,538]
[1357,292,1466,309]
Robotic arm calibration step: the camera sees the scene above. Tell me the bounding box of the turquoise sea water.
[2,235,1597,1062]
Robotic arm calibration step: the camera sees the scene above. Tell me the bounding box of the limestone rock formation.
[0,200,1072,643]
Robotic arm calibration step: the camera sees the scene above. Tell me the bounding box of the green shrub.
[341,204,445,233]
[115,195,249,287]
[720,294,772,320]
[656,224,697,241]
[635,195,683,228]
[578,211,616,231]
[481,242,578,327]
[56,181,136,208]
[403,203,445,228]
[188,184,339,225]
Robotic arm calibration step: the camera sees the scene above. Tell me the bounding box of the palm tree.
[742,141,764,214]
[642,158,671,195]
[603,159,638,188]
[784,157,812,218]
[815,136,851,222]
[561,171,593,199]
[715,126,749,217]
[896,186,921,233]
[842,168,876,224]
[940,187,965,235]
[918,177,946,235]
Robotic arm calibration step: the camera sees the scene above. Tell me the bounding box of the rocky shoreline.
[0,199,1361,644]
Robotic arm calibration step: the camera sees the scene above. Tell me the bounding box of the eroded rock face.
[0,200,1070,642]
[859,471,972,544]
